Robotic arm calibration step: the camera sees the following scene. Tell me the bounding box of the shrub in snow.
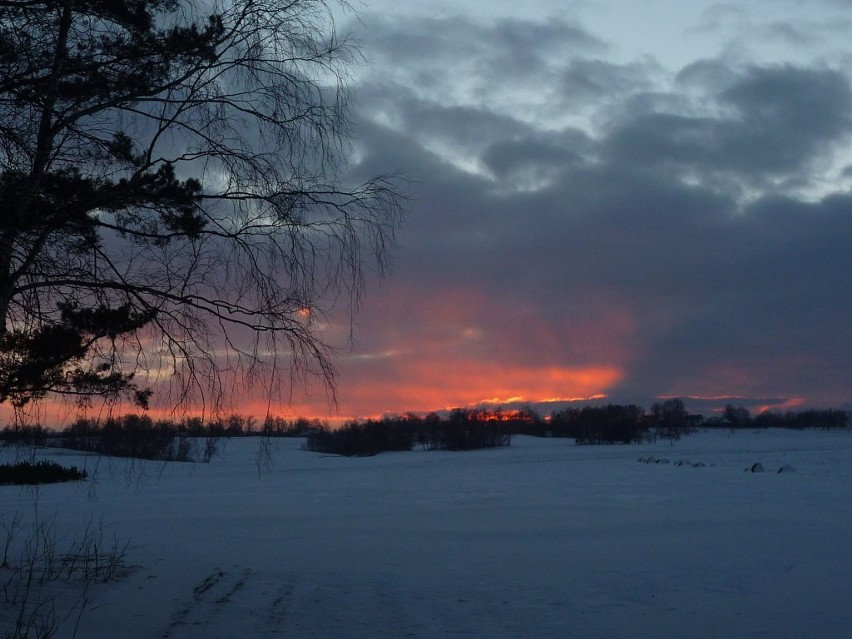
[0,460,87,485]
[639,456,709,469]
[747,462,765,473]
[1,511,129,638]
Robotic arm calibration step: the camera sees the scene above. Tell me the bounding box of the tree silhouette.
[0,0,402,412]
[650,398,688,440]
[723,404,751,427]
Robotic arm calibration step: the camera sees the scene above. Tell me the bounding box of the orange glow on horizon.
[7,283,843,428]
[659,394,763,402]
[331,361,625,418]
[754,397,806,414]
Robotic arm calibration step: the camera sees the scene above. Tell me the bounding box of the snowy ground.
[2,428,852,638]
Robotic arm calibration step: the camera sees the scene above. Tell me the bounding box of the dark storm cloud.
[339,11,852,414]
[480,129,589,183]
[721,65,852,161]
[356,82,531,158]
[613,189,852,404]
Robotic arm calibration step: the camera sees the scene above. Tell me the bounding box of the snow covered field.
[2,428,852,638]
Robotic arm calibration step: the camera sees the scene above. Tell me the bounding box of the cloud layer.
[312,4,852,418]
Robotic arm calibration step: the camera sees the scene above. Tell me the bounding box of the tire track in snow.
[160,567,252,639]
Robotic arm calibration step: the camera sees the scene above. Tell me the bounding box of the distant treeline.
[307,400,850,455]
[304,409,513,457]
[545,402,849,439]
[0,414,327,462]
[304,400,694,455]
[0,402,848,460]
[712,404,849,430]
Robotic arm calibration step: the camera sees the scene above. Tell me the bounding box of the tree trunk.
[0,0,75,338]
[0,228,11,338]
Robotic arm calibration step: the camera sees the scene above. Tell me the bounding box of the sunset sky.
[16,0,852,426]
[271,0,852,421]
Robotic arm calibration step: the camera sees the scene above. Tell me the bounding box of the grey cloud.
[560,58,660,102]
[486,17,607,76]
[355,57,852,303]
[358,14,604,79]
[343,13,852,409]
[382,91,529,157]
[491,17,605,52]
[691,4,748,34]
[353,13,608,124]
[356,80,594,191]
[604,112,721,170]
[722,64,850,138]
[480,129,590,183]
[719,64,852,173]
[612,189,852,403]
[606,64,852,185]
[675,59,740,92]
[699,12,839,48]
[761,21,822,47]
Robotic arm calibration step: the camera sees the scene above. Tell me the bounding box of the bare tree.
[650,398,688,440]
[0,0,403,414]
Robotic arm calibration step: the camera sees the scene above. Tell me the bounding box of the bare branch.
[0,0,404,414]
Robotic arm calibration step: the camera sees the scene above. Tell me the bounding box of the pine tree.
[0,0,401,411]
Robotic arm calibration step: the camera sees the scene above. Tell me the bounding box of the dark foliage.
[647,398,693,441]
[304,419,416,456]
[0,424,50,447]
[0,413,326,464]
[549,404,648,444]
[261,415,327,437]
[59,414,198,462]
[727,407,849,430]
[0,460,87,485]
[722,404,752,428]
[304,409,512,456]
[420,409,513,451]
